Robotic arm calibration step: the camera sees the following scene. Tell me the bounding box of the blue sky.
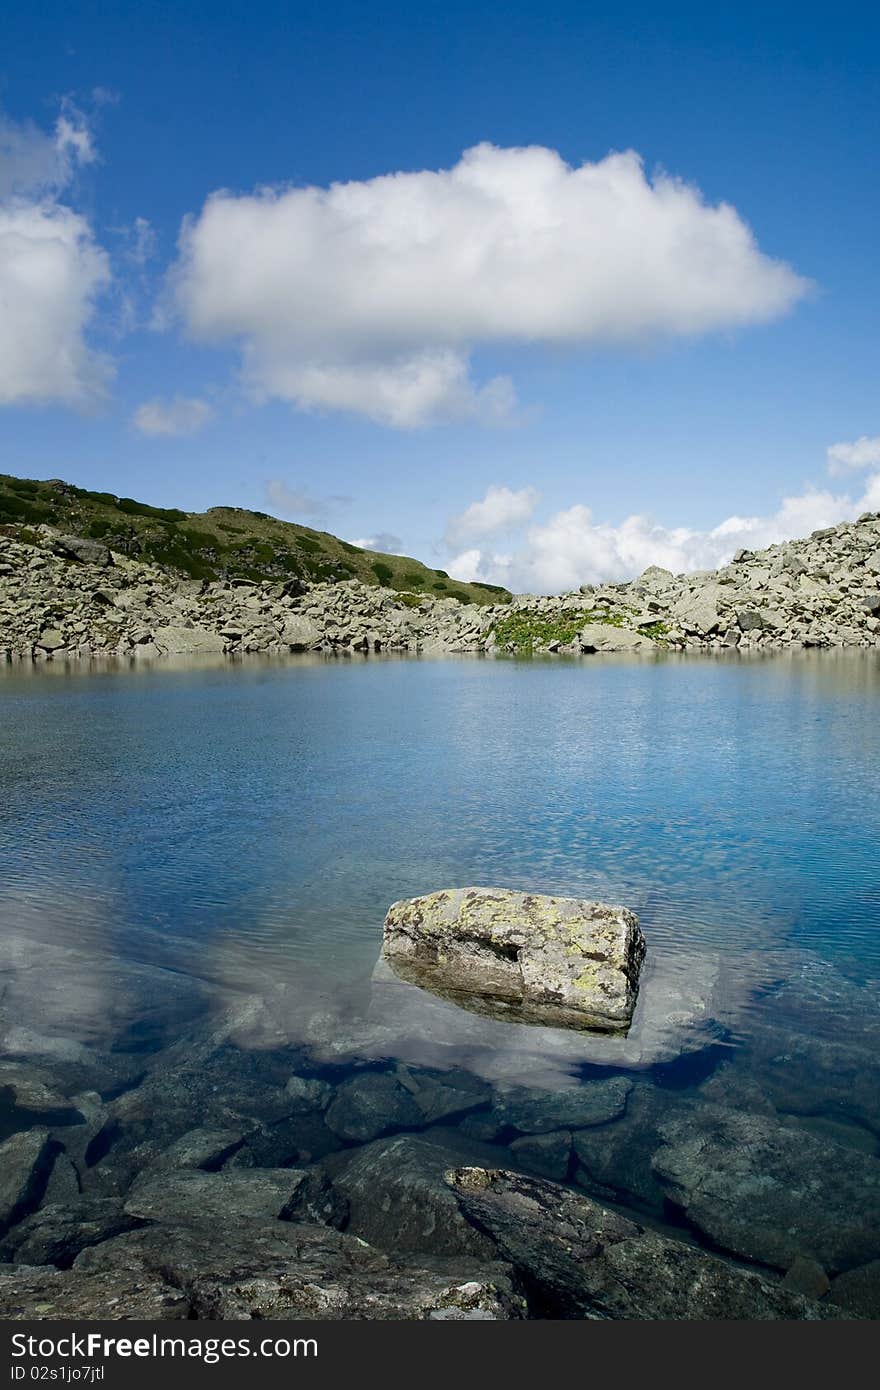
[1,1,878,590]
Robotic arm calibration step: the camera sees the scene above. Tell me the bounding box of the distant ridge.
[0,472,510,606]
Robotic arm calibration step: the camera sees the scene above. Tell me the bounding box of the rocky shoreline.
[1,927,879,1321]
[3,512,880,662]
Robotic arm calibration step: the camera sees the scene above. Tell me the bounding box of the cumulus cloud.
[446,484,539,546]
[0,104,111,407]
[350,532,406,554]
[827,435,880,474]
[447,472,880,593]
[0,202,111,406]
[171,142,808,428]
[132,395,213,436]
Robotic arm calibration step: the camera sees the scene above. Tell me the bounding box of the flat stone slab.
[383,888,646,1032]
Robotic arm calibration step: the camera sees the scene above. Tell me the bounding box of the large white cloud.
[448,471,880,593]
[171,142,809,428]
[0,106,111,407]
[0,201,111,406]
[132,394,213,436]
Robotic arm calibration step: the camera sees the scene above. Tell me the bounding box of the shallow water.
[1,650,879,1293]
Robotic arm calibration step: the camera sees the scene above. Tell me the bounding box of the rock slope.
[2,511,880,661]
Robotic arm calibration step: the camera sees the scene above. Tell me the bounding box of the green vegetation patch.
[492,605,669,654]
[372,561,394,584]
[117,497,188,523]
[492,608,587,655]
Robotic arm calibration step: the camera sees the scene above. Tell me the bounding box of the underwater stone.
[383,888,646,1032]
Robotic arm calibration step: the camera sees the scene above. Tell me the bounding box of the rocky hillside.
[0,472,509,605]
[1,508,879,663]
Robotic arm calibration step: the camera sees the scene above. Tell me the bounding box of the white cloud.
[171,142,808,428]
[449,473,880,594]
[351,532,406,554]
[0,102,96,199]
[257,350,515,429]
[446,484,539,545]
[0,105,111,407]
[132,395,213,436]
[0,201,111,406]
[827,435,880,474]
[448,548,484,581]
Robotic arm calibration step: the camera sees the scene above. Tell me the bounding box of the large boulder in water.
[382,888,646,1032]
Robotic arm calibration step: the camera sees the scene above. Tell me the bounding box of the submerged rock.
[324,1073,424,1143]
[0,1198,141,1269]
[652,1103,880,1272]
[383,888,646,1032]
[123,1169,310,1226]
[0,1129,57,1235]
[446,1167,834,1320]
[828,1260,880,1317]
[328,1134,499,1261]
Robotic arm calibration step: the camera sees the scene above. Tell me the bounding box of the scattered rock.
[5,509,880,661]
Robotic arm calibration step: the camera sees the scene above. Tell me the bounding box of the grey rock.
[0,1129,57,1234]
[278,615,321,649]
[148,1128,245,1170]
[828,1260,880,1317]
[736,608,765,631]
[284,1075,333,1113]
[324,1072,423,1142]
[509,1130,573,1181]
[0,1263,188,1320]
[781,1256,831,1301]
[652,1104,880,1272]
[577,623,655,653]
[152,624,226,654]
[0,1199,141,1269]
[124,1168,309,1225]
[383,887,646,1032]
[53,535,111,567]
[475,1077,632,1138]
[330,1134,498,1260]
[447,1167,832,1319]
[76,1220,524,1321]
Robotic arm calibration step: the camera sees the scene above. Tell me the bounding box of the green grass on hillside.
[0,473,512,605]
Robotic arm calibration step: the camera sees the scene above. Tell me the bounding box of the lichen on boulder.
[382,887,646,1032]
